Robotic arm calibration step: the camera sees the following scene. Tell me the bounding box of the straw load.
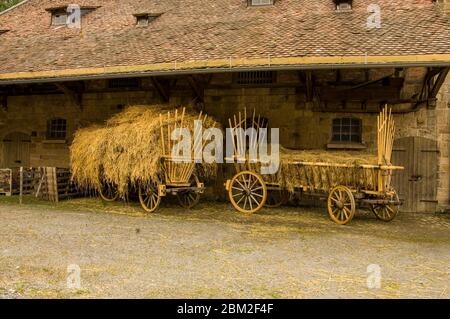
[275,147,379,193]
[70,105,221,196]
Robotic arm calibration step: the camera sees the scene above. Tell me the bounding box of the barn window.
[47,118,67,140]
[134,13,161,27]
[334,0,353,11]
[248,0,274,6]
[331,118,361,143]
[48,6,97,26]
[234,71,275,85]
[51,9,68,26]
[108,78,141,89]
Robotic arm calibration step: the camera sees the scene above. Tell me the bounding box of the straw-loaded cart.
[137,108,215,213]
[70,105,219,213]
[224,107,404,225]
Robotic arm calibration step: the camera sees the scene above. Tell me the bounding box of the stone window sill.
[42,139,67,144]
[327,142,367,150]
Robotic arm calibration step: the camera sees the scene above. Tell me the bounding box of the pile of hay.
[276,147,379,193]
[70,105,221,195]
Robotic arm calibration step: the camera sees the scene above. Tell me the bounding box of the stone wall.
[0,88,158,167]
[436,75,450,209]
[0,68,448,208]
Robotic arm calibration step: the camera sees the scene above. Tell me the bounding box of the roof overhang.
[0,54,449,85]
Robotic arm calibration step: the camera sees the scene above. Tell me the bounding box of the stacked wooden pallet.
[35,167,80,202]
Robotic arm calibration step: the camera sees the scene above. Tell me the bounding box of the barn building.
[0,0,449,212]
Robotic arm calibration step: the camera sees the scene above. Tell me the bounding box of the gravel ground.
[0,196,449,299]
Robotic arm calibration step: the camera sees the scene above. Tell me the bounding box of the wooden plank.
[19,167,23,204]
[415,137,438,213]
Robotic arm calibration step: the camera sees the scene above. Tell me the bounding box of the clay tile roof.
[0,0,449,82]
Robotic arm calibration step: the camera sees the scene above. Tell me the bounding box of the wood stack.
[0,169,12,195]
[0,168,39,196]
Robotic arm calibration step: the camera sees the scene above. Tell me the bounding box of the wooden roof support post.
[54,83,82,110]
[0,93,7,110]
[186,75,204,104]
[151,77,170,103]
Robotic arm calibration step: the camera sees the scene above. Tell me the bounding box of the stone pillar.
[436,75,450,211]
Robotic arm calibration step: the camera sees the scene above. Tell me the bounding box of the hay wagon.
[136,108,214,213]
[225,107,404,225]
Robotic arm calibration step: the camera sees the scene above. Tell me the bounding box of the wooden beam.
[151,77,169,102]
[429,67,450,98]
[320,86,400,101]
[0,94,7,110]
[54,83,82,109]
[186,75,204,103]
[305,71,313,102]
[299,71,313,102]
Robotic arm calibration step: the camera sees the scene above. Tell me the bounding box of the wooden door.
[2,132,31,168]
[391,136,438,213]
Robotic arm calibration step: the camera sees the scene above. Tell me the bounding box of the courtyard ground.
[0,195,449,299]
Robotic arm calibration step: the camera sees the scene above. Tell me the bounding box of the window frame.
[248,0,275,7]
[48,6,98,27]
[233,71,276,86]
[47,118,67,140]
[330,117,362,144]
[133,13,161,27]
[51,9,68,26]
[108,78,141,90]
[334,0,353,11]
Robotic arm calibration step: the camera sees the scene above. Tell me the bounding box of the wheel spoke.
[386,205,395,214]
[236,194,246,205]
[249,178,258,190]
[343,207,350,219]
[235,179,246,190]
[332,208,339,217]
[249,194,260,207]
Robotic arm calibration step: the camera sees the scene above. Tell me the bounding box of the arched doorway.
[2,132,31,167]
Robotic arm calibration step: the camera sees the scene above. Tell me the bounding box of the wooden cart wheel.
[138,181,161,213]
[177,174,201,209]
[327,185,356,225]
[371,190,399,222]
[265,189,289,208]
[228,171,267,214]
[177,191,200,209]
[99,181,119,202]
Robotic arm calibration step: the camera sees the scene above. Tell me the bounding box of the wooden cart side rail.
[225,156,404,171]
[287,161,404,170]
